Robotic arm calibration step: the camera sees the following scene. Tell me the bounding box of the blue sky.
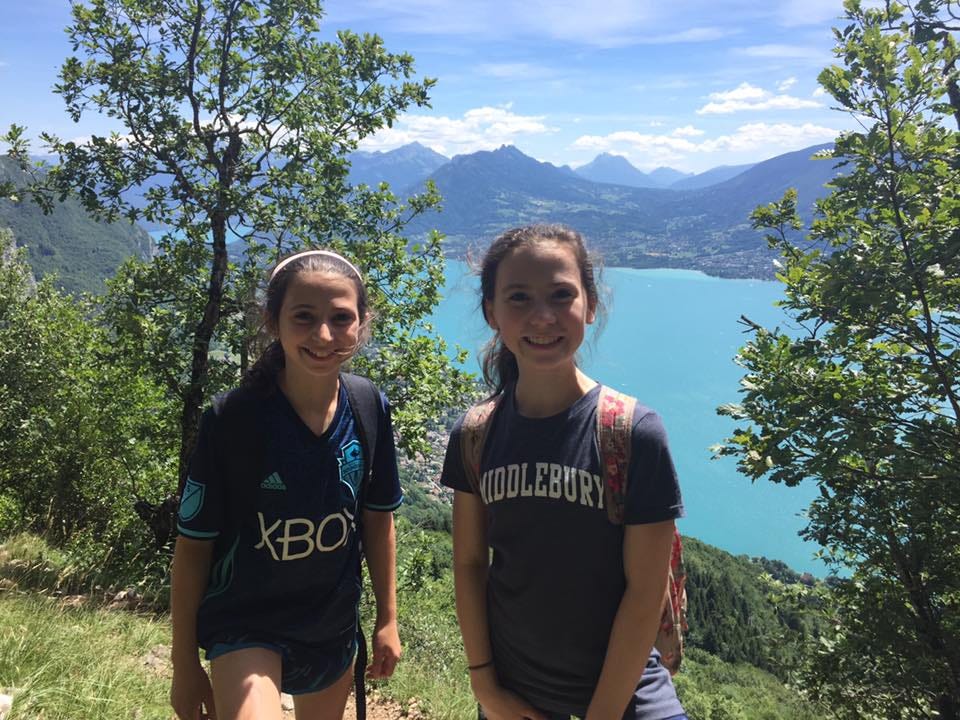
[0,0,853,173]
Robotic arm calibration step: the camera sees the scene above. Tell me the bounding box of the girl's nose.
[531,302,557,325]
[313,322,334,342]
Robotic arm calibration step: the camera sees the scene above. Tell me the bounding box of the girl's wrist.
[468,664,498,693]
[374,612,398,629]
[467,659,494,671]
[171,649,202,668]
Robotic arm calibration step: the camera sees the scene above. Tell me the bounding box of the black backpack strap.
[354,630,368,720]
[338,373,385,720]
[339,373,382,493]
[210,386,269,535]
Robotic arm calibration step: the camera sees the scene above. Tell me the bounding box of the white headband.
[269,249,363,283]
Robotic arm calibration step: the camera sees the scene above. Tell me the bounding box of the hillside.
[404,143,840,278]
[0,157,153,295]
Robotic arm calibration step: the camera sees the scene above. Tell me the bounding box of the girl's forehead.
[283,271,359,305]
[497,242,581,280]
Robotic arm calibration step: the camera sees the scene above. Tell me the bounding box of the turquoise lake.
[431,259,823,576]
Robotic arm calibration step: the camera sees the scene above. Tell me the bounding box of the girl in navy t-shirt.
[442,225,687,720]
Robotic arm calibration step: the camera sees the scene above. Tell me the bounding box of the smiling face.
[484,240,596,379]
[272,271,361,383]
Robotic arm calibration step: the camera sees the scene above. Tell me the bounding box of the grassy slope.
[0,593,170,720]
[0,589,820,720]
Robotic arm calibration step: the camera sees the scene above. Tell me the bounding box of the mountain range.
[358,142,838,279]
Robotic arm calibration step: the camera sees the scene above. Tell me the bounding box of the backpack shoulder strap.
[339,373,382,489]
[207,385,269,531]
[595,385,688,675]
[459,395,502,497]
[211,385,267,456]
[596,385,637,524]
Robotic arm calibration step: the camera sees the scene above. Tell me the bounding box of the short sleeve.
[439,415,473,493]
[623,409,685,525]
[177,407,225,539]
[364,392,403,511]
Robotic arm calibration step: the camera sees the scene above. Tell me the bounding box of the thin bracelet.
[467,659,494,671]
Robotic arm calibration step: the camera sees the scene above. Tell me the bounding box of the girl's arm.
[453,490,545,720]
[362,508,401,679]
[170,535,216,720]
[585,519,676,720]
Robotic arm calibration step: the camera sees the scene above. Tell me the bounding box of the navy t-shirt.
[441,384,685,718]
[177,381,402,651]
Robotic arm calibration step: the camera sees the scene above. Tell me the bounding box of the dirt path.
[281,690,411,720]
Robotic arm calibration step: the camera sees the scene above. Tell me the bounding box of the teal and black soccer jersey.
[177,380,402,651]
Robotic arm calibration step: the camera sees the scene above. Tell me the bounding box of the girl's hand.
[367,620,401,679]
[475,684,547,720]
[170,659,217,720]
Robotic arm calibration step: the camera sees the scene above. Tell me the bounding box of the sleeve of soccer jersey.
[363,392,404,511]
[623,409,685,525]
[176,407,226,539]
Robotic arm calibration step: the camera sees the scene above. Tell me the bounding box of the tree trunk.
[137,213,231,550]
[177,213,229,496]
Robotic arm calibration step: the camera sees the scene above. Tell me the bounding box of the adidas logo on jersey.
[260,472,287,491]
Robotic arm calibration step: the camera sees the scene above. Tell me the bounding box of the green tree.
[5,0,471,542]
[718,1,960,717]
[0,228,175,558]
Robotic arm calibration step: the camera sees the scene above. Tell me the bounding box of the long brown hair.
[479,224,603,397]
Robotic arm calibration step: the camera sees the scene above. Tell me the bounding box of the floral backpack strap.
[657,528,687,675]
[596,385,636,524]
[596,385,687,675]
[459,396,502,498]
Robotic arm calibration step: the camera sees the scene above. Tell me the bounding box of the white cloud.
[813,86,827,97]
[700,122,838,152]
[358,105,558,156]
[709,83,767,102]
[672,125,705,137]
[777,76,798,92]
[697,82,822,114]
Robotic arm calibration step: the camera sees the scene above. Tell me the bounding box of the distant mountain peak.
[493,144,526,157]
[575,153,655,188]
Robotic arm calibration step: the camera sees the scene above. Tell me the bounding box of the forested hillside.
[0,157,152,294]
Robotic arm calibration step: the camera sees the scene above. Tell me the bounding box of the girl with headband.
[171,249,403,720]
